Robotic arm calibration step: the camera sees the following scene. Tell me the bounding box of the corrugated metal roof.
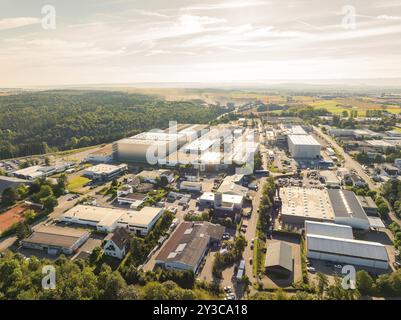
[307,234,388,261]
[327,189,369,221]
[305,221,353,239]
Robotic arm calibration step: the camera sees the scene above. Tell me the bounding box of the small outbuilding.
[264,241,293,278]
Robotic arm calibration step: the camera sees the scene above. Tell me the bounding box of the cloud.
[0,17,41,31]
[183,0,270,11]
[129,9,169,19]
[377,15,401,21]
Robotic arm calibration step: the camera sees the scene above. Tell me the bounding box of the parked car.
[334,264,343,270]
[307,266,316,273]
[225,293,236,300]
[222,233,230,240]
[223,286,232,293]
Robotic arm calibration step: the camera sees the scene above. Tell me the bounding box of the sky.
[1,0,401,87]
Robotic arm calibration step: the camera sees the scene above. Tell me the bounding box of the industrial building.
[366,140,394,152]
[279,187,335,225]
[198,192,244,211]
[11,162,74,181]
[305,221,389,270]
[61,205,163,234]
[117,193,148,209]
[179,181,202,192]
[287,135,321,159]
[320,170,341,188]
[155,221,224,272]
[279,187,372,230]
[113,124,208,164]
[21,225,90,255]
[117,206,163,235]
[113,132,186,164]
[83,163,127,181]
[217,175,249,197]
[0,175,32,194]
[327,189,370,230]
[137,169,174,184]
[305,220,354,239]
[264,241,293,278]
[61,205,126,232]
[356,195,378,216]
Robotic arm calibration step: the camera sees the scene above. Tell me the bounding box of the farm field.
[308,97,401,116]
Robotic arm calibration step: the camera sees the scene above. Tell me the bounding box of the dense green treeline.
[0,90,226,159]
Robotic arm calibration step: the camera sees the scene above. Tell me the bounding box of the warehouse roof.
[62,205,126,228]
[307,234,389,262]
[280,187,335,221]
[85,164,126,175]
[183,139,218,152]
[12,165,46,179]
[327,189,369,221]
[264,241,293,272]
[156,221,224,270]
[320,170,340,185]
[180,181,202,188]
[356,195,378,210]
[118,206,163,228]
[22,226,90,249]
[305,221,353,239]
[217,177,248,197]
[288,134,320,146]
[290,125,307,135]
[0,175,31,193]
[366,140,393,148]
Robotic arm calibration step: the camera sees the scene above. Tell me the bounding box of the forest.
[0,90,227,160]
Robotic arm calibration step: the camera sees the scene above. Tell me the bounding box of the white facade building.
[305,220,389,270]
[61,205,163,235]
[103,228,130,259]
[117,206,164,236]
[287,135,321,159]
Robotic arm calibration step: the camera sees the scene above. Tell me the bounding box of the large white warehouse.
[113,124,208,164]
[305,221,389,270]
[287,134,321,159]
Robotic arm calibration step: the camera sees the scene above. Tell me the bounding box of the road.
[313,126,377,191]
[60,144,111,163]
[242,122,270,288]
[313,125,401,226]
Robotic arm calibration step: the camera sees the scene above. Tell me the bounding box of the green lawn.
[67,176,91,193]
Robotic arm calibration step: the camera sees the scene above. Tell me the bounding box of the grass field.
[309,98,401,116]
[67,176,91,193]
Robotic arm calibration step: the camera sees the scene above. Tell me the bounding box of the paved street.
[313,126,377,191]
[242,123,270,287]
[313,125,401,227]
